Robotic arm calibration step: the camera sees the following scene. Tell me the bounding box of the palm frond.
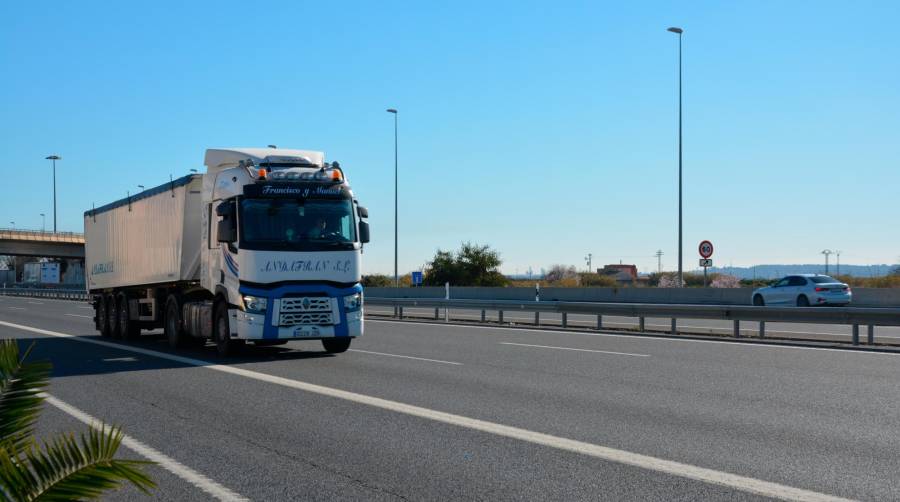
[0,424,155,501]
[0,340,51,451]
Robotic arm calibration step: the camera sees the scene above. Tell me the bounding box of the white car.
[752,274,851,307]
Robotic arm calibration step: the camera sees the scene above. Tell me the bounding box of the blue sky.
[2,1,898,275]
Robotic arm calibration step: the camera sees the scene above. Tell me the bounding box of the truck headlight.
[343,292,362,311]
[242,295,267,314]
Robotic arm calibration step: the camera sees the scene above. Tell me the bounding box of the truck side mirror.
[358,221,370,244]
[217,219,236,243]
[357,205,369,219]
[216,200,235,217]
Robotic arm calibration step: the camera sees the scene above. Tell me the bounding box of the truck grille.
[278,297,335,326]
[280,312,334,327]
[281,297,332,313]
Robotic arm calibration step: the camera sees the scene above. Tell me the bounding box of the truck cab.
[200,148,370,353]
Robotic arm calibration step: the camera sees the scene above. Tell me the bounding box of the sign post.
[698,240,714,287]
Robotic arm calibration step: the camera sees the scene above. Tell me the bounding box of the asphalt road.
[1,294,899,501]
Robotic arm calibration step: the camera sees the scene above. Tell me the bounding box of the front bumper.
[232,309,363,340]
[229,283,364,340]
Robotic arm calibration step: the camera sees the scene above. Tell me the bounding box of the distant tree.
[657,273,678,288]
[892,265,900,276]
[545,265,577,283]
[710,274,741,288]
[424,243,508,287]
[361,274,393,287]
[578,273,618,287]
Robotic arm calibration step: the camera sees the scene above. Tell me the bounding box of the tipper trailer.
[84,147,370,356]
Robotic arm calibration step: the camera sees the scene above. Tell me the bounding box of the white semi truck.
[84,147,370,356]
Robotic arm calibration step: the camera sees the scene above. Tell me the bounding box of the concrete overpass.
[0,229,85,259]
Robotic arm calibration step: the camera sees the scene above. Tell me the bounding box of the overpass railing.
[0,287,90,301]
[0,229,85,242]
[366,298,900,347]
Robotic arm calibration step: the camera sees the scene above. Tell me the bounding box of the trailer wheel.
[106,294,121,339]
[118,294,139,340]
[97,297,111,338]
[322,338,351,354]
[214,302,244,357]
[165,296,187,349]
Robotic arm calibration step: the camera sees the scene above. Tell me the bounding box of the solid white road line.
[368,319,900,356]
[501,342,649,358]
[7,307,25,310]
[79,306,94,309]
[66,313,93,318]
[41,393,249,502]
[27,301,44,305]
[349,349,462,365]
[0,320,852,501]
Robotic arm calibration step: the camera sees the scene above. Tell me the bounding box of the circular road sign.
[699,240,714,259]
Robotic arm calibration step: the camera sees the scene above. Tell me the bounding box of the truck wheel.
[97,297,111,337]
[322,338,351,354]
[214,302,244,357]
[165,296,187,349]
[117,294,139,340]
[106,294,121,339]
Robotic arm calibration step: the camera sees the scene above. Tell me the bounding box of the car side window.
[789,277,807,287]
[774,278,789,288]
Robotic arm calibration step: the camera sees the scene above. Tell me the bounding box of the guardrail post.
[639,317,645,332]
[398,306,404,319]
[562,312,568,328]
[852,324,859,346]
[733,320,740,338]
[534,312,540,326]
[759,321,765,338]
[434,308,439,320]
[498,310,504,324]
[444,307,449,323]
[670,318,677,334]
[481,310,486,322]
[868,325,875,345]
[596,315,602,330]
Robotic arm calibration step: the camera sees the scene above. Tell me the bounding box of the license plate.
[293,326,321,337]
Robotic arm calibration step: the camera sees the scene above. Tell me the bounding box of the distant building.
[599,264,638,285]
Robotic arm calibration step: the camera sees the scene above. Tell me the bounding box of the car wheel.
[753,295,764,306]
[322,338,351,354]
[796,295,810,307]
[214,302,243,357]
[107,294,120,339]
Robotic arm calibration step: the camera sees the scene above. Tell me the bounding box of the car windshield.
[239,198,356,250]
[809,276,839,284]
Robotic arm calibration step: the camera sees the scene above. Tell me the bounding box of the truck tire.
[106,294,121,339]
[117,294,140,340]
[322,338,351,354]
[165,296,187,349]
[97,297,112,338]
[214,302,244,357]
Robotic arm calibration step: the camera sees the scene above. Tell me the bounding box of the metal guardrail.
[0,288,90,301]
[367,298,900,346]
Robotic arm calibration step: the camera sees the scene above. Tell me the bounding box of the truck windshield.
[239,198,356,251]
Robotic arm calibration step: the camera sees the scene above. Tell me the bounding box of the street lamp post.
[138,185,145,192]
[386,108,399,287]
[821,249,833,274]
[45,155,61,233]
[40,213,45,233]
[668,26,683,287]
